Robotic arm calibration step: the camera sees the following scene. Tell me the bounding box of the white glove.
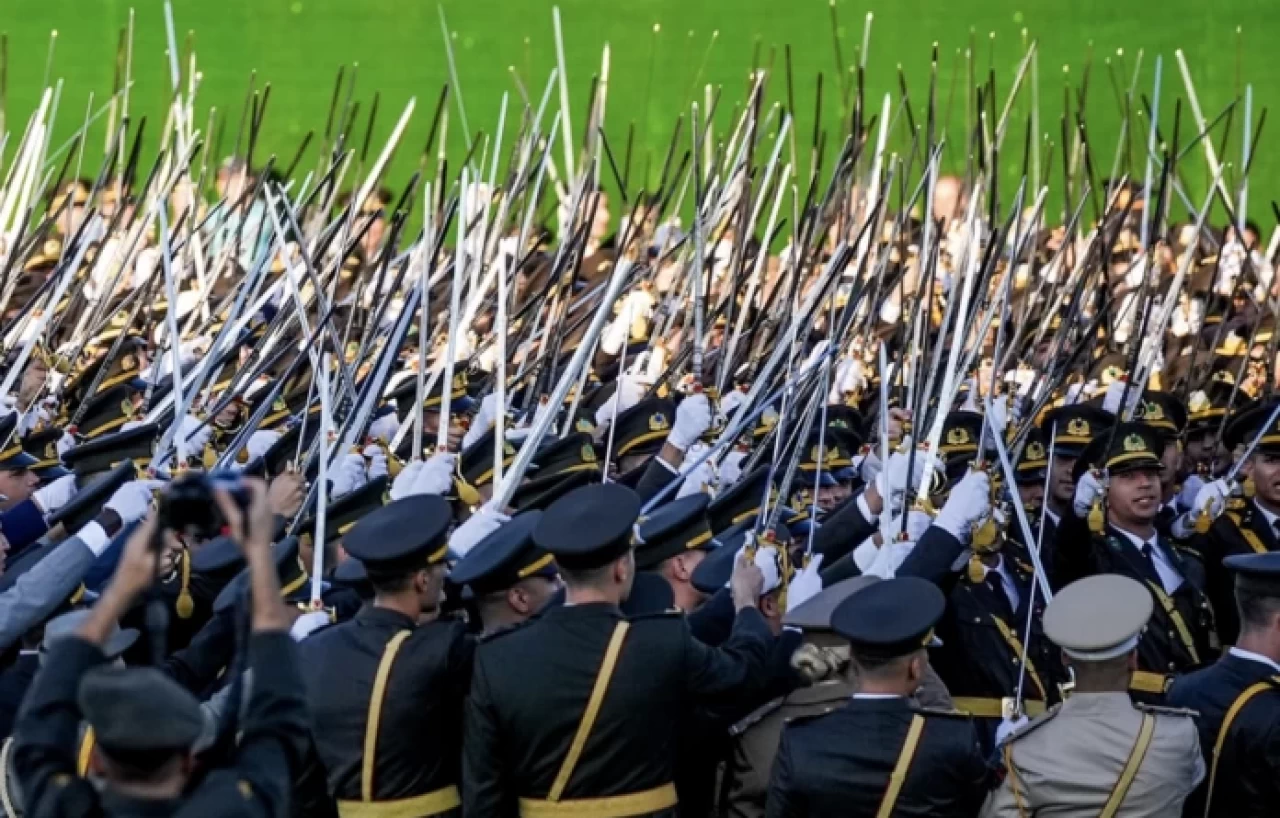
[449,504,511,557]
[1101,379,1128,415]
[462,393,502,450]
[106,479,166,525]
[1177,474,1206,513]
[329,453,368,498]
[17,406,49,437]
[865,539,916,579]
[852,537,881,573]
[389,459,425,501]
[413,452,457,497]
[367,411,400,444]
[859,449,883,486]
[676,443,717,498]
[988,394,1010,435]
[933,470,991,542]
[667,393,712,452]
[785,554,824,612]
[720,449,747,487]
[363,444,389,481]
[33,474,78,515]
[875,444,941,517]
[1073,471,1105,519]
[719,387,748,418]
[245,429,281,462]
[1191,478,1231,521]
[593,374,647,429]
[996,714,1031,746]
[0,395,15,419]
[290,610,330,642]
[179,415,212,454]
[880,509,933,543]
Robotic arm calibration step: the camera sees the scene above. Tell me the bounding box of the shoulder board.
[1004,704,1062,742]
[910,705,974,719]
[729,696,786,737]
[479,616,539,643]
[1135,703,1199,718]
[628,607,685,621]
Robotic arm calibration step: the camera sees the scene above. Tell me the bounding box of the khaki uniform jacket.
[981,691,1205,817]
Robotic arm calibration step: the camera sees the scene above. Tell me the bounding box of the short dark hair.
[367,563,426,594]
[559,560,617,589]
[1237,586,1280,631]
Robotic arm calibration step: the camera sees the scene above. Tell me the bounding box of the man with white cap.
[980,574,1204,817]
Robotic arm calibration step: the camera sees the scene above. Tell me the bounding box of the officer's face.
[420,563,448,613]
[1017,481,1043,512]
[1107,468,1162,524]
[1251,453,1280,507]
[815,484,850,512]
[0,468,38,511]
[1050,455,1076,504]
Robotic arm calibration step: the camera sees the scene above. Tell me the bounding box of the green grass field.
[0,0,1274,224]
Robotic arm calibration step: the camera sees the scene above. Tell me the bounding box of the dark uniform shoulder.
[478,613,541,644]
[627,607,684,621]
[911,704,976,720]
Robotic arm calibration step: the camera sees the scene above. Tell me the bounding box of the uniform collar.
[1228,646,1280,675]
[1060,690,1133,714]
[356,605,418,629]
[1253,498,1280,531]
[786,678,855,706]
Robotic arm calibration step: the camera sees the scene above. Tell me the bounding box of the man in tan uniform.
[719,575,954,818]
[981,574,1205,817]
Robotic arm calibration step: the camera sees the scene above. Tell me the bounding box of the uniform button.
[1012,658,1019,665]
[1169,631,1177,640]
[1168,662,1176,671]
[974,617,981,623]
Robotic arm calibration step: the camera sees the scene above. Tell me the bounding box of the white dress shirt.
[1229,646,1280,674]
[1113,526,1184,594]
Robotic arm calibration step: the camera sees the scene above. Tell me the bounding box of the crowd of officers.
[1,169,1280,818]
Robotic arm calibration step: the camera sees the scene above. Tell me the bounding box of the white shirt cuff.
[857,492,877,524]
[76,522,111,557]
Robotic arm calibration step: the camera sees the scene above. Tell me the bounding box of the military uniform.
[462,483,773,818]
[982,573,1204,817]
[765,577,991,817]
[1055,423,1219,697]
[301,495,473,817]
[1167,551,1280,818]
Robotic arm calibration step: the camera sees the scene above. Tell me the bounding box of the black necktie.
[987,575,1013,617]
[1140,543,1161,581]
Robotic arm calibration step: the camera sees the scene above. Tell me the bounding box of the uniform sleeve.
[681,606,771,703]
[954,722,998,815]
[633,457,679,504]
[0,535,96,652]
[764,728,803,818]
[0,499,50,555]
[812,492,876,563]
[163,604,238,692]
[1051,513,1095,590]
[12,637,107,814]
[978,771,1028,818]
[462,655,518,818]
[897,525,966,588]
[229,631,311,816]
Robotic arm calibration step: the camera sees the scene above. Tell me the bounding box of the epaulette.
[779,710,831,729]
[1135,703,1199,718]
[910,704,975,719]
[729,696,785,737]
[1003,703,1062,742]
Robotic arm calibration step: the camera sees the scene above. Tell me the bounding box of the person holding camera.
[11,479,310,817]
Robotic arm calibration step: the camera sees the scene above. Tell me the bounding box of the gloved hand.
[1191,478,1231,520]
[389,459,426,501]
[667,392,712,452]
[367,410,400,444]
[785,554,824,612]
[676,443,716,498]
[179,415,212,454]
[1177,474,1206,513]
[290,610,330,642]
[245,429,282,462]
[449,504,511,557]
[719,387,748,418]
[1073,471,1105,519]
[720,449,748,487]
[56,431,76,457]
[593,374,647,429]
[413,452,457,497]
[996,714,1031,746]
[988,394,1010,435]
[462,393,502,450]
[864,539,916,579]
[933,469,992,543]
[106,479,166,525]
[363,444,389,481]
[33,473,78,515]
[1101,378,1129,415]
[875,444,940,517]
[880,508,933,543]
[329,452,368,498]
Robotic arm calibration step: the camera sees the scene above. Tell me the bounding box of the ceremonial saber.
[985,396,1054,605]
[1013,424,1057,715]
[312,353,332,606]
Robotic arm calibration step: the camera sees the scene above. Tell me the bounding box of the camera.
[156,471,251,540]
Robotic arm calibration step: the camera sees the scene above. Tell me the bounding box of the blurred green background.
[0,0,1271,225]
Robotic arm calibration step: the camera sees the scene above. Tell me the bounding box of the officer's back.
[765,577,990,817]
[463,484,773,817]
